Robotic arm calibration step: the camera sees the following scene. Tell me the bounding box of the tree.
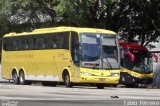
[55,0,101,27]
[117,0,160,46]
[0,0,60,35]
[0,0,160,47]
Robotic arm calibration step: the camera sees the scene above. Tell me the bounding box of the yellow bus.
[1,26,120,89]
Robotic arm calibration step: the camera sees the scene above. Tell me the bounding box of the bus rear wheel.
[12,71,19,84]
[64,72,72,87]
[19,71,26,85]
[19,71,31,85]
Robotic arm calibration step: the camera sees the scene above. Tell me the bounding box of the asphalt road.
[0,83,160,106]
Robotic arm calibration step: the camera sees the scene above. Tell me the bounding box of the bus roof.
[119,41,148,51]
[4,26,117,37]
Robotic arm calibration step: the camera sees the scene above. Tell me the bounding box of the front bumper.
[119,72,153,84]
[79,75,120,84]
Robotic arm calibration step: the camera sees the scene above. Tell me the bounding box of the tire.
[19,71,31,85]
[96,84,104,89]
[12,72,19,84]
[19,71,26,85]
[64,72,73,87]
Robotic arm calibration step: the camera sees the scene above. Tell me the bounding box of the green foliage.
[117,0,160,46]
[0,0,160,46]
[0,0,59,35]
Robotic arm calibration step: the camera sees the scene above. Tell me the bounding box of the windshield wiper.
[102,58,113,70]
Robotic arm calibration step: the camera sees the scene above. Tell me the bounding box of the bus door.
[70,32,80,82]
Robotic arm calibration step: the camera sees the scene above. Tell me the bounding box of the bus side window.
[3,38,8,51]
[49,34,58,49]
[20,37,24,50]
[21,37,28,50]
[7,38,13,51]
[28,36,34,50]
[13,37,18,50]
[43,35,49,49]
[25,37,29,49]
[48,37,52,49]
[71,32,79,66]
[38,37,44,49]
[34,37,40,50]
[42,37,46,49]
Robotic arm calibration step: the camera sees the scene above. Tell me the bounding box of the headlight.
[81,72,93,76]
[111,73,120,77]
[131,74,140,78]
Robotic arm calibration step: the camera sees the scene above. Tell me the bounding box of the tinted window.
[71,32,79,66]
[3,32,69,51]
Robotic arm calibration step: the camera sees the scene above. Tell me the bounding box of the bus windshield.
[122,48,152,73]
[80,33,119,69]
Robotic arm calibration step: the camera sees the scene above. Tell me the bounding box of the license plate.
[142,80,147,83]
[99,78,105,81]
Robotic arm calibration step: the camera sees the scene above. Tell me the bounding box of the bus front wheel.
[64,72,73,87]
[12,71,19,84]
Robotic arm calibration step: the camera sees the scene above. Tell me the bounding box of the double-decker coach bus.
[119,41,153,87]
[1,26,120,89]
